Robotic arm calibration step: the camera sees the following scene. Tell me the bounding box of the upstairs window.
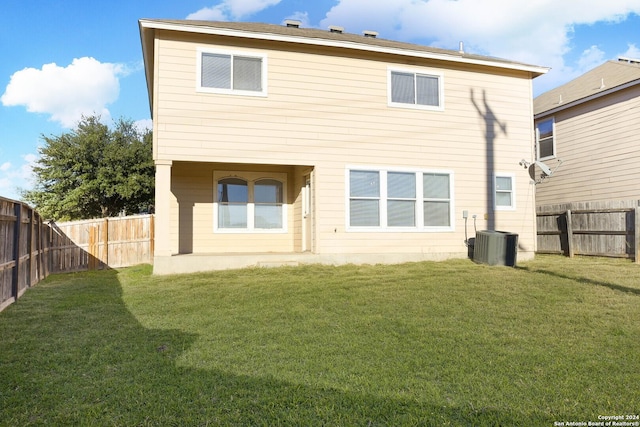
[536,118,555,160]
[198,49,267,96]
[389,68,443,110]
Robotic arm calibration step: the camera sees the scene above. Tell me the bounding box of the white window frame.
[494,173,516,211]
[346,166,455,232]
[535,117,555,160]
[387,66,444,111]
[213,171,287,233]
[197,48,268,97]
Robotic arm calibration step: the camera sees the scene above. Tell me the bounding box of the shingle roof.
[139,19,547,74]
[534,59,640,116]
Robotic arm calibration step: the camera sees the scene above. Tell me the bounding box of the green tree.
[23,115,154,220]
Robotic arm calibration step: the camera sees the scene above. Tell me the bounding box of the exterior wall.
[535,86,640,206]
[152,31,539,265]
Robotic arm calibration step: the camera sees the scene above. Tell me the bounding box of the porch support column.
[154,160,173,258]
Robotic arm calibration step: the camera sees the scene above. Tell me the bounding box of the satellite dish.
[528,161,552,182]
[535,161,552,176]
[524,158,562,184]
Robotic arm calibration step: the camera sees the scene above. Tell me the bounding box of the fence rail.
[537,200,640,263]
[0,196,154,312]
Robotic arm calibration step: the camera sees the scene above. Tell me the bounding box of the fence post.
[566,209,574,258]
[102,218,109,268]
[635,207,640,264]
[11,203,22,302]
[38,214,45,281]
[28,206,34,287]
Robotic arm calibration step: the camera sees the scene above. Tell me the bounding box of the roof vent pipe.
[459,41,464,54]
[363,30,378,38]
[285,19,301,28]
[600,78,605,89]
[329,25,344,34]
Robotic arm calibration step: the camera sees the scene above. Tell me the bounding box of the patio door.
[302,175,313,252]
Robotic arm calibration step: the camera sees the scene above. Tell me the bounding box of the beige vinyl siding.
[154,35,532,164]
[154,32,538,256]
[535,86,640,205]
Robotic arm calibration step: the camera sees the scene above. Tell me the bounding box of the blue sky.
[1,0,640,201]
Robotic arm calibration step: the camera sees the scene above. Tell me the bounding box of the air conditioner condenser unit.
[473,230,518,267]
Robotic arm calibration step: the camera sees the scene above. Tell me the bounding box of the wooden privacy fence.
[537,200,640,263]
[0,197,48,312]
[50,215,155,271]
[0,195,154,312]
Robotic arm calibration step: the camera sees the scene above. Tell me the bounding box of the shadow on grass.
[0,268,553,426]
[517,265,640,296]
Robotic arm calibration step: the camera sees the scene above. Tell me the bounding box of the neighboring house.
[139,19,548,274]
[533,58,640,206]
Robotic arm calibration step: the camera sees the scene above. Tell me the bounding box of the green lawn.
[1,255,639,426]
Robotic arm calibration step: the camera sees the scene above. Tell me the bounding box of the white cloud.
[187,0,282,20]
[187,5,227,20]
[1,57,126,128]
[577,45,607,71]
[134,119,153,133]
[0,178,13,198]
[320,0,640,93]
[619,43,640,59]
[0,154,38,200]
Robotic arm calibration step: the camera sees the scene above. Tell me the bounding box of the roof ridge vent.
[284,19,302,28]
[363,30,378,38]
[329,25,344,34]
[618,56,640,65]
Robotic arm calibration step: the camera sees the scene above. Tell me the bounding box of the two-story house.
[139,19,548,274]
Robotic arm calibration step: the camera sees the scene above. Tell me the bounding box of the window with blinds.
[348,168,454,231]
[198,49,266,96]
[389,69,443,110]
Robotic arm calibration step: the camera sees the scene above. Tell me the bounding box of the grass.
[1,255,639,426]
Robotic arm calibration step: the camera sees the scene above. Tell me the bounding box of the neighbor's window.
[536,118,555,160]
[389,69,442,110]
[216,174,285,232]
[494,174,515,210]
[348,168,453,231]
[198,49,266,96]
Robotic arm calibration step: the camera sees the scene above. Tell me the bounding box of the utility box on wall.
[473,230,518,267]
